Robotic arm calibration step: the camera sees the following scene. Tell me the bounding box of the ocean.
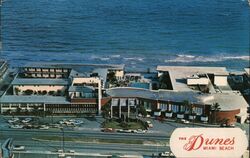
[1,0,249,71]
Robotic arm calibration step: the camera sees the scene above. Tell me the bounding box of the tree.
[42,90,47,95]
[48,91,55,95]
[138,105,147,117]
[211,103,221,124]
[57,90,62,96]
[107,71,117,84]
[24,89,33,95]
[14,87,21,95]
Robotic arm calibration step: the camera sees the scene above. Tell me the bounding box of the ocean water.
[1,0,249,71]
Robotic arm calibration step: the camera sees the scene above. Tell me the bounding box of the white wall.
[72,77,100,85]
[114,70,124,80]
[214,75,228,86]
[187,78,209,85]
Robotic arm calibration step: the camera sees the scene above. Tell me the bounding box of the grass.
[102,119,146,130]
[33,136,143,144]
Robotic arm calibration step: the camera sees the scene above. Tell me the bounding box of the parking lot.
[0,115,249,138]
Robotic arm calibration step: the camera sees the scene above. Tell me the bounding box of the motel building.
[0,62,248,124]
[0,62,124,115]
[106,66,249,124]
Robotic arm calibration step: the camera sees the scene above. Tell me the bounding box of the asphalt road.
[0,128,170,157]
[0,128,169,141]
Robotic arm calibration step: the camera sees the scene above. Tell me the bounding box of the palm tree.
[211,103,221,124]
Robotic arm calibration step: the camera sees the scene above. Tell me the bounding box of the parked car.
[10,125,23,129]
[159,151,170,157]
[13,145,25,151]
[22,118,32,123]
[8,118,19,123]
[135,129,147,134]
[181,119,190,124]
[146,121,153,128]
[39,125,49,130]
[117,129,132,133]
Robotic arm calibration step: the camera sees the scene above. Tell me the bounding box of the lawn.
[102,119,147,130]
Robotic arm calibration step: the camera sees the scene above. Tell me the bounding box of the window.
[172,104,179,113]
[194,107,203,115]
[180,105,185,112]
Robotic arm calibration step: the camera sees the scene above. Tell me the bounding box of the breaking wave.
[165,55,250,63]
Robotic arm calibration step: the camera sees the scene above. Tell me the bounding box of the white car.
[13,145,25,151]
[160,151,170,157]
[8,118,19,123]
[10,125,23,129]
[39,125,49,130]
[73,120,83,125]
[181,119,190,124]
[136,129,147,134]
[22,118,32,123]
[146,121,153,128]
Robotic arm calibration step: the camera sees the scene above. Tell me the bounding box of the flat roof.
[157,66,229,75]
[156,66,229,91]
[106,87,248,111]
[0,95,69,104]
[12,78,69,85]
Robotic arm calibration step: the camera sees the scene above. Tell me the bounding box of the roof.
[156,66,229,91]
[68,86,95,92]
[106,87,205,104]
[0,95,69,104]
[12,78,69,85]
[157,66,229,76]
[106,87,249,111]
[204,92,249,111]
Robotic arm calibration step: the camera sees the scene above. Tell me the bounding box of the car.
[136,129,147,134]
[181,119,190,124]
[73,120,83,125]
[50,124,61,128]
[13,145,25,151]
[117,129,132,133]
[101,128,115,132]
[22,118,32,123]
[159,151,170,157]
[10,125,23,129]
[69,150,75,153]
[8,118,19,123]
[146,121,153,128]
[39,125,49,130]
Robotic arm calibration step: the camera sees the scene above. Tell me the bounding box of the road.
[0,128,170,157]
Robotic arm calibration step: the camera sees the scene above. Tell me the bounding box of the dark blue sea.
[1,0,249,71]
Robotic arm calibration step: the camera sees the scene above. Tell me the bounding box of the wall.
[214,109,240,124]
[72,77,100,85]
[214,75,228,86]
[114,70,124,80]
[187,78,209,85]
